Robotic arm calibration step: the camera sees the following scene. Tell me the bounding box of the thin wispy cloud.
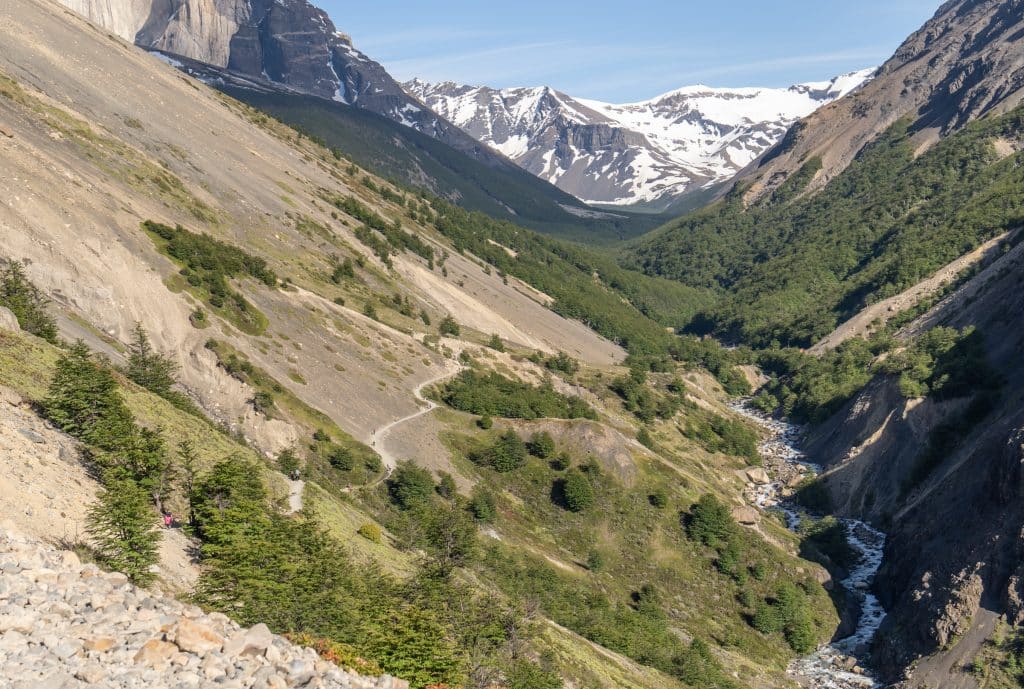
[324,0,938,101]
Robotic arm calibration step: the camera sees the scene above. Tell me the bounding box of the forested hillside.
[625,108,1024,347]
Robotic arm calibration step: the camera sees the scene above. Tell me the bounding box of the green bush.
[560,469,594,512]
[686,494,736,549]
[526,431,556,459]
[438,315,461,336]
[357,522,383,543]
[544,352,579,375]
[440,370,595,420]
[471,430,528,473]
[487,334,505,352]
[327,446,354,471]
[477,415,493,430]
[468,488,497,523]
[277,448,300,474]
[388,461,435,510]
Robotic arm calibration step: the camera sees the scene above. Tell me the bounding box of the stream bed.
[731,403,887,689]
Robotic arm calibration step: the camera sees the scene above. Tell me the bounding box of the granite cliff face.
[742,0,1024,202]
[55,0,470,148]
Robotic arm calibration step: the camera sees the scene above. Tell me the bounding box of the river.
[731,402,887,689]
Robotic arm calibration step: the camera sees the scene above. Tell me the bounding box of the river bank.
[731,403,887,689]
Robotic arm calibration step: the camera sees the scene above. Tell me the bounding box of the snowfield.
[406,68,875,207]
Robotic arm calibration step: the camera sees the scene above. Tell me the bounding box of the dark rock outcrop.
[808,239,1024,682]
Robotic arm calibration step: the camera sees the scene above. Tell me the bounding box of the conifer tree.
[44,341,135,453]
[87,478,160,586]
[125,322,178,397]
[0,260,58,343]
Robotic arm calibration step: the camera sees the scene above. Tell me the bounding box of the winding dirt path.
[363,363,464,484]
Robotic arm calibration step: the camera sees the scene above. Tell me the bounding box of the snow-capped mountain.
[406,70,874,208]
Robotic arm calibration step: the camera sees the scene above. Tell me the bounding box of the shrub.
[561,469,594,512]
[327,446,354,471]
[686,494,735,549]
[544,352,579,375]
[438,315,460,336]
[550,452,571,471]
[253,390,275,414]
[388,461,435,510]
[648,489,669,509]
[331,257,355,283]
[277,448,299,474]
[487,334,505,352]
[357,523,382,543]
[440,370,595,420]
[436,472,458,500]
[586,550,604,572]
[471,430,528,473]
[526,431,556,459]
[468,488,497,523]
[477,415,493,430]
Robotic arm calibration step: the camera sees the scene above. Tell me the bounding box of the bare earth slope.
[0,0,620,459]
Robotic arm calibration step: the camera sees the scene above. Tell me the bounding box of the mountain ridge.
[405,70,874,208]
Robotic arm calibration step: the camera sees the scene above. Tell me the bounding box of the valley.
[2,0,1024,688]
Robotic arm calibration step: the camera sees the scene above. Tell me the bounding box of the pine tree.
[125,322,178,397]
[87,478,160,586]
[421,502,478,578]
[44,341,135,453]
[0,260,58,343]
[178,440,199,529]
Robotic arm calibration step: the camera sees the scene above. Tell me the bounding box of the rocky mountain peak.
[406,70,874,209]
[741,0,1024,202]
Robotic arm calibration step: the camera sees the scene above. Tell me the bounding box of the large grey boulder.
[0,306,20,332]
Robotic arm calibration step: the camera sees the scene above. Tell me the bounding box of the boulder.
[731,506,760,526]
[745,467,771,485]
[133,638,178,667]
[172,617,224,655]
[0,386,23,407]
[83,636,117,653]
[223,622,274,658]
[0,306,19,332]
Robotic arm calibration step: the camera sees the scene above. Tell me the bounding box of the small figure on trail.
[163,513,172,529]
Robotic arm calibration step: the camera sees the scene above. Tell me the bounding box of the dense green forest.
[625,106,1024,348]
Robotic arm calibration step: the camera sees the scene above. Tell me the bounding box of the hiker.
[163,513,172,529]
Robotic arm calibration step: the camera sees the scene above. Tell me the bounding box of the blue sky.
[320,1,941,102]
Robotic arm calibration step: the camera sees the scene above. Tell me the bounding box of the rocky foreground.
[0,527,408,689]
